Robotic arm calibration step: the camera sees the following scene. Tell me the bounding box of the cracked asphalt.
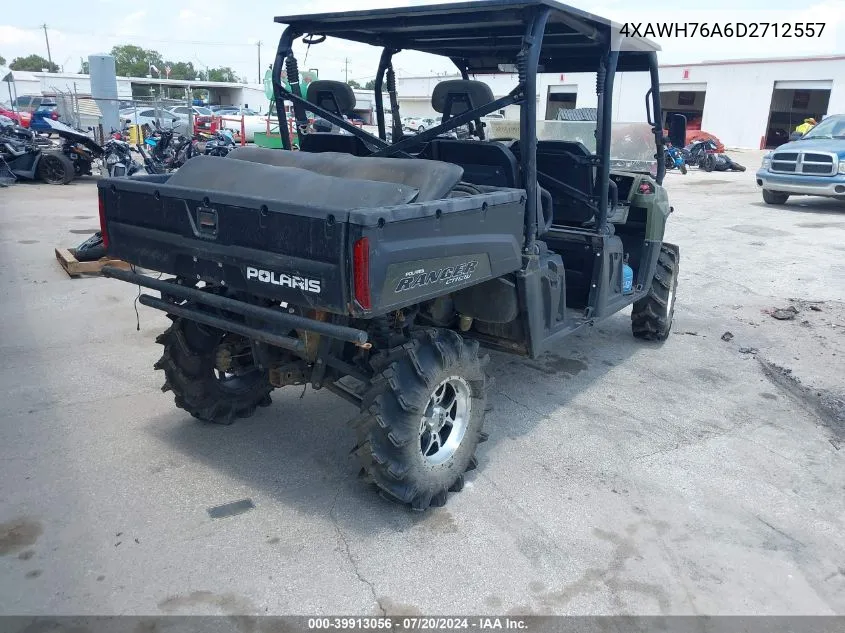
[1,152,844,616]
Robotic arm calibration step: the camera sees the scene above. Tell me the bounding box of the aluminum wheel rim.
[419,376,471,466]
[42,156,64,181]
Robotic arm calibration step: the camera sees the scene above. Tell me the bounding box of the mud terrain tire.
[353,329,488,510]
[154,317,273,424]
[632,243,680,341]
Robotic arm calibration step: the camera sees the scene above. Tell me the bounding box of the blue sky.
[2,0,843,82]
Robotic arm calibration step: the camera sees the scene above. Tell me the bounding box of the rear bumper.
[101,265,369,350]
[756,169,845,196]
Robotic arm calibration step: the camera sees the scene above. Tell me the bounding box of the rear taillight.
[98,193,109,249]
[353,237,371,310]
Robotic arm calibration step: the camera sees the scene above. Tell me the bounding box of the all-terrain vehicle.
[98,0,677,510]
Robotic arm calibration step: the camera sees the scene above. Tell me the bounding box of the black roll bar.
[272,26,296,150]
[519,6,551,250]
[648,51,666,185]
[370,91,522,158]
[374,48,391,141]
[595,48,619,231]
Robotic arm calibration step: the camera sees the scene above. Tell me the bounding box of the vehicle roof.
[275,0,658,73]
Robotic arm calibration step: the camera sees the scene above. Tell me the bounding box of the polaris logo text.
[245,267,321,294]
[395,260,478,292]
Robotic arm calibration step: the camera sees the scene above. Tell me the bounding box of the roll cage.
[271,0,665,246]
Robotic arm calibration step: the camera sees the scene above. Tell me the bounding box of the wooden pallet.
[55,247,131,277]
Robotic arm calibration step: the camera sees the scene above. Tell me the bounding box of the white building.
[4,70,269,112]
[396,55,845,149]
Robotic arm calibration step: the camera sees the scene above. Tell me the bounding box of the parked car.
[30,101,60,133]
[218,108,268,142]
[757,113,845,205]
[167,105,215,135]
[10,95,42,112]
[120,108,181,131]
[404,117,436,133]
[0,105,30,127]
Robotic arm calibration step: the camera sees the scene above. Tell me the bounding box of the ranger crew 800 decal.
[395,260,479,293]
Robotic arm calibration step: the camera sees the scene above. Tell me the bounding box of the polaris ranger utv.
[98,0,677,510]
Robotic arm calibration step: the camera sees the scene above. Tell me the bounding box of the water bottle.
[622,254,634,295]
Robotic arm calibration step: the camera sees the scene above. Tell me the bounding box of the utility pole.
[42,24,53,71]
[343,58,350,83]
[257,41,262,84]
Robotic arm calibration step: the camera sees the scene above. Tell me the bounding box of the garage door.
[774,80,833,91]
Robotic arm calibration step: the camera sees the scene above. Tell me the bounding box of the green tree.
[363,79,388,91]
[10,54,59,72]
[0,54,6,66]
[164,61,198,80]
[110,44,163,78]
[79,60,90,74]
[347,79,362,89]
[200,66,240,83]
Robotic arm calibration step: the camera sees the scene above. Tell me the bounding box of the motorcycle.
[135,142,168,175]
[683,138,745,172]
[203,128,236,157]
[171,134,200,168]
[664,144,687,174]
[101,138,144,177]
[703,153,746,173]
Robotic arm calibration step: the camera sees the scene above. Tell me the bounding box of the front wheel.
[632,243,679,342]
[679,163,688,175]
[155,316,273,424]
[353,329,488,510]
[701,154,716,172]
[37,152,75,184]
[762,189,789,205]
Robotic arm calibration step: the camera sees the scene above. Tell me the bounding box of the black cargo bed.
[99,153,526,316]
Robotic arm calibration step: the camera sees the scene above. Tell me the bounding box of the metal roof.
[275,0,659,73]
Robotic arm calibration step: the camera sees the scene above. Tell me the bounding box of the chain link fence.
[52,91,197,142]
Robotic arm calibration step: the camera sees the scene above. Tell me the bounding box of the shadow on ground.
[749,198,845,215]
[152,314,644,533]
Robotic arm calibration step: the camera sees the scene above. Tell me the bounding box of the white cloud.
[0,25,42,48]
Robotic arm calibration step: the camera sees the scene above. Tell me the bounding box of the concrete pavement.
[0,161,843,616]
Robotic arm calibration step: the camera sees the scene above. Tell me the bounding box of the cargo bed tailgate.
[99,173,352,312]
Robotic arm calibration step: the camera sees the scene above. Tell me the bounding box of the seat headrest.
[306,80,356,114]
[431,80,495,115]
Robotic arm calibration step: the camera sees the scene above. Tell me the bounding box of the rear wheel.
[632,243,679,342]
[762,189,789,205]
[155,317,273,424]
[701,154,716,172]
[38,152,75,184]
[353,329,488,510]
[679,163,688,175]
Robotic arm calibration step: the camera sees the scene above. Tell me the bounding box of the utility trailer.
[98,0,677,510]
